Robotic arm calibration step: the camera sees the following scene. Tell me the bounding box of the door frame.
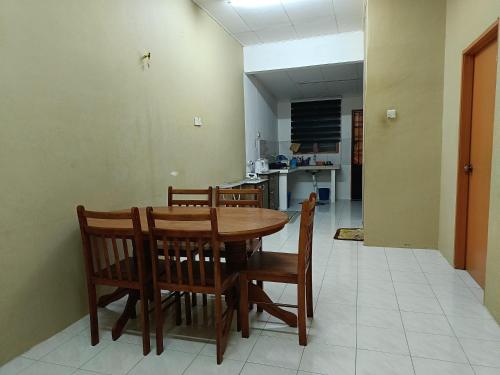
[454,19,499,269]
[351,109,363,200]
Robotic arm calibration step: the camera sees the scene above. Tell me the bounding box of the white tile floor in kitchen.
[2,200,500,375]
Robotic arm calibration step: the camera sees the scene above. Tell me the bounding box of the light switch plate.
[387,109,397,119]
[194,116,203,126]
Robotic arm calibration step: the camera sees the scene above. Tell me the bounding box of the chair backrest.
[77,206,145,286]
[297,192,317,276]
[168,186,213,207]
[215,187,263,208]
[146,207,223,292]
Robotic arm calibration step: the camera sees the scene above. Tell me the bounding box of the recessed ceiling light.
[227,0,282,8]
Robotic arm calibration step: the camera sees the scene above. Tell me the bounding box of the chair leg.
[192,292,197,306]
[306,267,314,318]
[239,275,249,338]
[215,292,223,364]
[88,282,99,346]
[184,293,192,325]
[256,281,264,313]
[175,292,182,325]
[139,287,151,355]
[231,286,241,332]
[236,304,242,332]
[130,306,137,320]
[154,288,164,354]
[298,281,307,346]
[202,294,208,306]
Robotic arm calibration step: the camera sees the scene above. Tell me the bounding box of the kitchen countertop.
[269,165,341,174]
[219,177,268,188]
[256,170,280,175]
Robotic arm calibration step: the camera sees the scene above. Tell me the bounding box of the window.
[291,99,341,153]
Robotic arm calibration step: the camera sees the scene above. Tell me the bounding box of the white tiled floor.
[2,200,500,375]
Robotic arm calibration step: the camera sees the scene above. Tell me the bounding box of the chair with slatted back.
[168,186,213,308]
[147,207,239,364]
[239,192,317,346]
[215,187,263,208]
[76,206,151,355]
[215,186,265,311]
[215,187,263,256]
[168,186,213,207]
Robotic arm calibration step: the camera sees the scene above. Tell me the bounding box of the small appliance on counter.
[254,158,269,174]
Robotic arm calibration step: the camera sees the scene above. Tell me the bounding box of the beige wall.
[364,0,446,248]
[438,0,500,322]
[0,0,244,363]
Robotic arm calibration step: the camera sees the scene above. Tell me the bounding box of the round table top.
[88,207,289,241]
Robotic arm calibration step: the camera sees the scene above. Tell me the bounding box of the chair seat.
[243,251,298,282]
[157,240,211,257]
[93,257,162,284]
[93,256,140,282]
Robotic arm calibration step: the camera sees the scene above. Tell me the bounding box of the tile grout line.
[17,321,106,374]
[354,240,359,375]
[456,270,487,306]
[295,231,337,373]
[238,323,264,374]
[384,246,417,375]
[412,249,476,373]
[240,218,298,374]
[179,343,203,375]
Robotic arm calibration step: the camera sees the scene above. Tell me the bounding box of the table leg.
[97,287,129,308]
[224,241,248,272]
[248,284,297,327]
[112,291,139,340]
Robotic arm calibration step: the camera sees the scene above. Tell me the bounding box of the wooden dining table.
[88,206,297,338]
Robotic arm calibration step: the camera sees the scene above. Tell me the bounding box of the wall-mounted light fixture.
[141,52,151,68]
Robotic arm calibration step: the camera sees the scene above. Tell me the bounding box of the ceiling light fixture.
[227,0,282,8]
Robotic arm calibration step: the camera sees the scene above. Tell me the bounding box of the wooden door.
[351,110,363,200]
[455,22,498,288]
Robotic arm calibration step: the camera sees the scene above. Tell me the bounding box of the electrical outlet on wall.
[194,116,203,126]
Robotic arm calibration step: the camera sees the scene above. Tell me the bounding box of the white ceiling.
[250,61,363,100]
[193,0,364,46]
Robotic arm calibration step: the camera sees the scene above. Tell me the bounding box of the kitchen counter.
[269,165,341,174]
[255,170,280,175]
[297,165,341,171]
[270,165,341,209]
[219,177,268,189]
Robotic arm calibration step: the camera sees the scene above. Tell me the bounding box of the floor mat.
[334,227,364,241]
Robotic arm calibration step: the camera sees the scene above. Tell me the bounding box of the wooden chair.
[168,186,213,207]
[215,187,265,311]
[215,187,264,256]
[147,207,239,364]
[215,187,263,208]
[76,206,151,355]
[239,192,317,346]
[168,186,213,307]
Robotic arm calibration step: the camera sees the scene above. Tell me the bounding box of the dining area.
[76,186,317,367]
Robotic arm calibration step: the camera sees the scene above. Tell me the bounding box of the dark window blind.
[291,99,341,153]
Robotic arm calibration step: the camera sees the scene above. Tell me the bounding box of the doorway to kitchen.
[454,21,498,288]
[351,109,363,201]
